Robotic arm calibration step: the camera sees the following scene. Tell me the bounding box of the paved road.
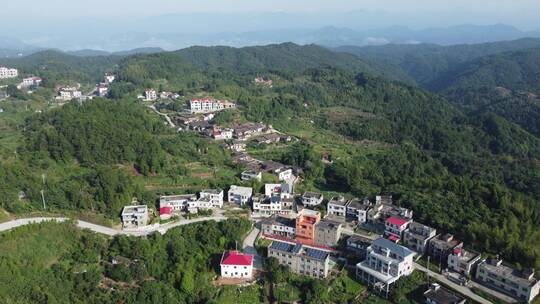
[414,263,492,304]
[470,281,517,303]
[147,105,176,128]
[242,222,262,269]
[0,214,227,237]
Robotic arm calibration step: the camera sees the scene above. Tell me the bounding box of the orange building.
[295,209,321,244]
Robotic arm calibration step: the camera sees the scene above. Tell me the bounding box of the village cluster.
[3,67,538,303]
[121,183,540,303]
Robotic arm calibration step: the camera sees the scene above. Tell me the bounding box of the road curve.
[0,215,227,237]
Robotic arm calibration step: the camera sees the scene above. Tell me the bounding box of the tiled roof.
[220,250,254,266]
[386,216,409,227]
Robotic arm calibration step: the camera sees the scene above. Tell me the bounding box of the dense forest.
[0,220,253,304]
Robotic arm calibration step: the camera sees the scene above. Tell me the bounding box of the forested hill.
[431,48,540,94]
[0,50,121,86]
[172,43,413,83]
[334,38,540,87]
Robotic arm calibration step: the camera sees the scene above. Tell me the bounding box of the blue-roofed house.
[356,237,416,298]
[268,240,331,278]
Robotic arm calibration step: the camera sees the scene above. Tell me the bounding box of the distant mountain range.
[1,24,540,54]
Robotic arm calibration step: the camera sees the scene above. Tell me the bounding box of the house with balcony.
[252,194,294,217]
[447,247,481,276]
[295,209,321,245]
[427,234,463,266]
[403,222,437,254]
[159,194,197,218]
[121,205,149,229]
[346,198,372,223]
[227,185,253,206]
[261,215,296,239]
[200,189,224,208]
[268,240,331,278]
[476,258,540,303]
[384,216,412,242]
[327,196,347,217]
[301,192,324,206]
[356,237,415,298]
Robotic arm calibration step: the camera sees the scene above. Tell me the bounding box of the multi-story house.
[227,185,253,206]
[220,250,254,279]
[187,196,213,213]
[424,283,466,304]
[252,194,293,217]
[190,98,236,113]
[268,240,331,278]
[427,234,463,266]
[314,219,342,247]
[159,194,197,215]
[121,205,149,229]
[212,127,233,140]
[199,189,224,208]
[264,183,293,199]
[346,198,372,223]
[144,89,157,101]
[347,235,373,259]
[20,76,42,88]
[447,247,481,276]
[0,67,18,79]
[384,216,412,241]
[476,258,540,303]
[356,237,415,297]
[295,209,321,244]
[403,222,437,254]
[57,87,82,101]
[261,215,296,238]
[301,192,324,206]
[327,196,347,217]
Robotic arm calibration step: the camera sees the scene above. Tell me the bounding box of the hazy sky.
[3,0,540,18]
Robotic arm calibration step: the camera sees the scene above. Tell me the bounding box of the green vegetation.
[0,218,251,304]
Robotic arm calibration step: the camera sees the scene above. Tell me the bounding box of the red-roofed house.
[159,206,173,220]
[385,216,412,241]
[220,250,254,279]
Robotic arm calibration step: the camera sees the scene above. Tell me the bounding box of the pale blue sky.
[3,0,539,18]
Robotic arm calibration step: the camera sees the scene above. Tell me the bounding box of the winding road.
[0,213,227,237]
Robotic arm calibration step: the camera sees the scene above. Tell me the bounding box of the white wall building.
[190,98,236,113]
[327,196,347,217]
[228,185,253,206]
[121,205,149,229]
[159,194,197,213]
[356,237,415,298]
[220,250,254,279]
[200,189,224,208]
[144,89,157,101]
[301,192,324,206]
[0,67,18,79]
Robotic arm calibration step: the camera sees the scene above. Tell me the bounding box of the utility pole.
[427,255,431,284]
[41,174,46,210]
[40,190,46,210]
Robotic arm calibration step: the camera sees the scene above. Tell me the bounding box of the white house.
[264,183,293,199]
[220,250,254,279]
[200,189,224,208]
[104,74,115,83]
[190,98,236,114]
[144,89,157,101]
[327,196,347,217]
[0,67,18,79]
[228,185,253,206]
[121,205,149,229]
[57,87,82,101]
[356,237,415,298]
[384,216,412,242]
[302,192,324,206]
[159,194,197,215]
[20,76,42,88]
[241,170,262,181]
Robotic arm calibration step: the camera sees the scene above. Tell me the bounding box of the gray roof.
[373,237,415,258]
[424,286,465,304]
[316,219,342,230]
[328,196,347,207]
[269,241,329,261]
[261,215,295,227]
[303,192,323,199]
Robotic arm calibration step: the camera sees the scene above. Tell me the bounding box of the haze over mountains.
[1,9,540,54]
